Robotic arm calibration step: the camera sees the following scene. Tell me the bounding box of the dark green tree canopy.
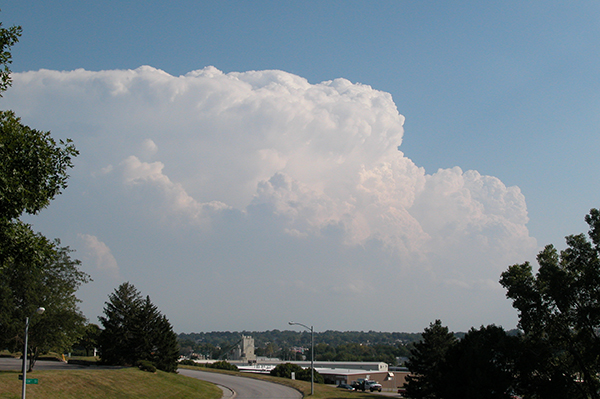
[0,221,89,370]
[439,325,518,399]
[0,15,77,223]
[404,320,456,399]
[0,110,78,221]
[98,282,179,372]
[269,362,323,383]
[75,323,101,357]
[404,322,520,399]
[0,16,86,372]
[0,18,20,94]
[500,208,600,399]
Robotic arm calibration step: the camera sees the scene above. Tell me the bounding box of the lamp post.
[289,321,314,395]
[22,307,45,399]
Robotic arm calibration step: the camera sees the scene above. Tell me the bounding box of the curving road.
[178,368,302,399]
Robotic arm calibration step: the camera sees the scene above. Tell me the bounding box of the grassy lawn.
[0,368,221,399]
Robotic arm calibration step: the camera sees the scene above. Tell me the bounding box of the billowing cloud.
[3,66,537,332]
[78,234,120,279]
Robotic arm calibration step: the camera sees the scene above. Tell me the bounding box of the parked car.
[351,379,382,392]
[365,380,382,392]
[337,383,355,391]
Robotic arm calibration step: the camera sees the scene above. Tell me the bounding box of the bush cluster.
[136,359,157,373]
[206,360,238,371]
[270,362,323,383]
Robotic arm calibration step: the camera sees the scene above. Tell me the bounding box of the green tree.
[0,110,77,223]
[98,282,179,372]
[98,282,143,366]
[270,362,303,378]
[75,323,101,357]
[0,17,21,94]
[500,208,600,399]
[207,360,238,371]
[0,16,76,225]
[0,16,85,371]
[297,367,324,384]
[0,222,89,370]
[403,320,456,399]
[438,325,519,399]
[142,300,179,373]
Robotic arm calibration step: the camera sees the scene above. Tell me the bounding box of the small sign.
[17,376,38,384]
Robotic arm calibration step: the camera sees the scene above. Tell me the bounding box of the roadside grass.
[178,365,384,399]
[0,367,221,399]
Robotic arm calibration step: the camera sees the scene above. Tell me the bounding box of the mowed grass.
[0,367,221,399]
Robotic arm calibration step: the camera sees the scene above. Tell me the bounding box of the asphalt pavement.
[0,357,121,371]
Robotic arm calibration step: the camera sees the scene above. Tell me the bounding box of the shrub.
[207,360,238,371]
[270,362,303,378]
[136,359,157,372]
[270,363,324,383]
[178,359,198,366]
[297,367,324,383]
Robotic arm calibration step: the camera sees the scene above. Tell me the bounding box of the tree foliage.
[0,221,89,370]
[0,16,77,225]
[404,321,519,399]
[403,210,600,399]
[206,360,238,371]
[269,362,323,383]
[0,16,86,371]
[98,282,179,372]
[500,208,600,399]
[0,18,20,94]
[74,323,101,357]
[179,329,417,364]
[438,325,518,399]
[0,110,78,222]
[403,320,456,399]
[270,362,304,379]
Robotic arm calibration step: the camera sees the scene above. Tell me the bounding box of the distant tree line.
[178,330,421,364]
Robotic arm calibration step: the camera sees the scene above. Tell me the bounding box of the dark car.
[337,383,355,391]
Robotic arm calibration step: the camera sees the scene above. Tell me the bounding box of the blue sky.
[2,2,599,333]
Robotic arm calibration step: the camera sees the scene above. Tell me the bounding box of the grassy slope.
[0,368,222,399]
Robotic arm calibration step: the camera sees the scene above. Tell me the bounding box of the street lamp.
[289,321,314,395]
[22,307,45,399]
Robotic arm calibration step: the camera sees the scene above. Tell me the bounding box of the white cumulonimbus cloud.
[4,66,538,331]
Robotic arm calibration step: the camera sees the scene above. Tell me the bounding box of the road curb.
[216,384,236,398]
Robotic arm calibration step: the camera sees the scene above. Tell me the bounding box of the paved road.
[0,357,121,371]
[179,368,302,399]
